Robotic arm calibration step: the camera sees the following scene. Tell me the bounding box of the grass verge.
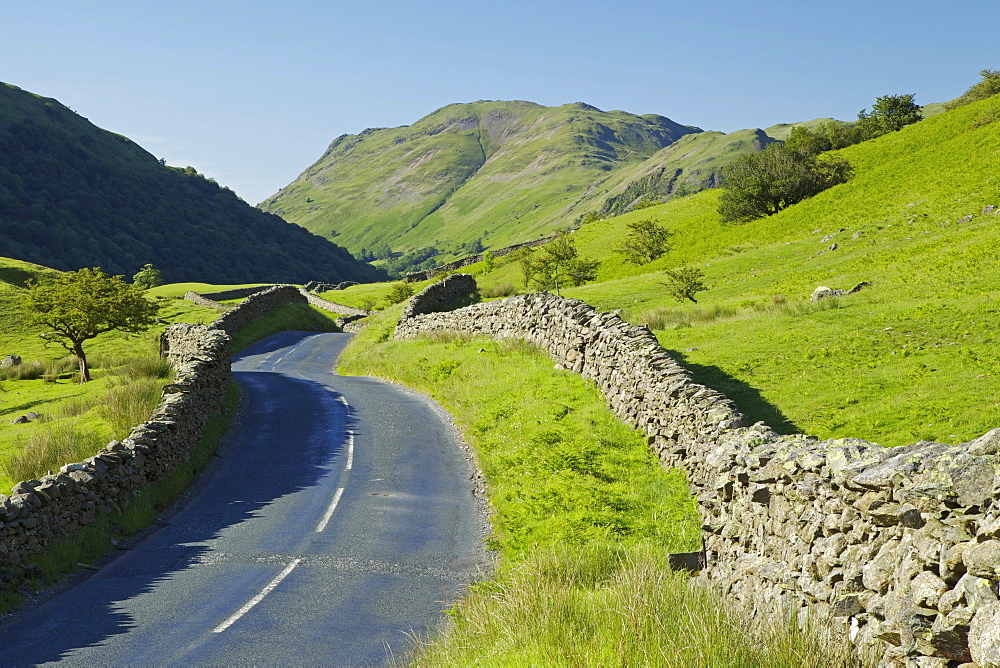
[340,308,853,666]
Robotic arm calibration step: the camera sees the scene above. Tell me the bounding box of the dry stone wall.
[186,285,368,324]
[0,324,231,572]
[0,282,340,583]
[396,278,1000,666]
[404,236,555,282]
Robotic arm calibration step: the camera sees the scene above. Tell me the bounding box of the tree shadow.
[665,349,802,435]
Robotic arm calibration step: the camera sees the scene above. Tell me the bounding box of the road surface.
[0,331,488,666]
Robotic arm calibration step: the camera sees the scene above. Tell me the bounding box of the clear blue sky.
[4,0,997,204]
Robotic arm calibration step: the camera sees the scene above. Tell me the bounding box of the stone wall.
[183,290,228,310]
[0,324,231,571]
[404,236,554,282]
[399,273,478,321]
[198,285,272,301]
[0,281,346,580]
[396,279,1000,666]
[186,286,368,321]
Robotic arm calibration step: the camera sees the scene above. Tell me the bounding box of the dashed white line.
[212,558,302,633]
[315,487,345,533]
[346,432,354,470]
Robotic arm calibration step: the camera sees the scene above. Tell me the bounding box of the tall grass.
[0,356,78,382]
[406,542,854,667]
[0,351,173,487]
[636,296,840,330]
[2,424,107,482]
[98,376,167,435]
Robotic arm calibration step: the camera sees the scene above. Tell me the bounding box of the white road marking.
[212,558,302,633]
[315,487,345,533]
[346,432,354,470]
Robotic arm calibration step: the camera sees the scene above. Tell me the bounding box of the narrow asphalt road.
[0,331,488,666]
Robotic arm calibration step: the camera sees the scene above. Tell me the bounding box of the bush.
[947,69,1000,110]
[719,144,852,223]
[384,282,415,305]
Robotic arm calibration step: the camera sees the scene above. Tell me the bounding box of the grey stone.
[811,285,846,301]
[967,428,1000,456]
[970,602,1000,666]
[0,355,21,368]
[964,540,1000,579]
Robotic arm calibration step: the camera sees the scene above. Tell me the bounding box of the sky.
[3,0,997,205]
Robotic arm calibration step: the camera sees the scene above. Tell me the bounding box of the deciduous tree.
[22,268,159,382]
[615,218,673,264]
[718,145,852,223]
[661,267,708,303]
[132,263,165,289]
[857,94,922,138]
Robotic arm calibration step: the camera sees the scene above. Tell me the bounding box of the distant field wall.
[396,274,1000,666]
[185,285,369,322]
[404,235,554,283]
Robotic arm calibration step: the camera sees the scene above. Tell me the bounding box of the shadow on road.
[0,337,355,664]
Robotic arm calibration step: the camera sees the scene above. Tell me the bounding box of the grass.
[340,308,851,665]
[463,94,1000,448]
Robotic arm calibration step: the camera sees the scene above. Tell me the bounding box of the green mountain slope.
[460,93,1000,448]
[261,101,703,259]
[566,128,779,219]
[0,82,385,284]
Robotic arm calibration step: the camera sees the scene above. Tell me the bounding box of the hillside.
[384,93,1000,449]
[263,101,864,274]
[261,100,704,260]
[0,83,385,284]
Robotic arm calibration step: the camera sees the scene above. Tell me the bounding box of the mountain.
[260,100,705,261]
[0,82,385,284]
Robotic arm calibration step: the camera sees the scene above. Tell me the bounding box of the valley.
[1,72,999,665]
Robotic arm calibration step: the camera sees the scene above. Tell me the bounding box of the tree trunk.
[72,340,91,383]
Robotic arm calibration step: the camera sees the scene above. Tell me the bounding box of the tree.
[132,263,165,289]
[384,281,414,305]
[947,69,1000,110]
[524,231,599,296]
[718,144,852,223]
[614,218,673,264]
[22,268,159,382]
[661,267,708,303]
[857,93,922,139]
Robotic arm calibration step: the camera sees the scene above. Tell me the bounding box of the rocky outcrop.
[396,276,1000,666]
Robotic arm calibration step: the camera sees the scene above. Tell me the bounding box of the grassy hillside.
[459,94,1000,449]
[0,82,385,285]
[261,101,703,260]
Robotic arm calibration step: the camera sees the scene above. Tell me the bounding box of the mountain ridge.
[260,100,705,264]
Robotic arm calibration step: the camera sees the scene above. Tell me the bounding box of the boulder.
[811,286,846,301]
